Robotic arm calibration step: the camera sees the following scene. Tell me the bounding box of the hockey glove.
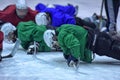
[67,55,78,67]
[27,45,35,55]
[63,54,69,60]
[27,42,39,55]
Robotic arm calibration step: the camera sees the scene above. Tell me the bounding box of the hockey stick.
[33,41,38,59]
[2,39,20,58]
[92,0,105,47]
[99,0,105,29]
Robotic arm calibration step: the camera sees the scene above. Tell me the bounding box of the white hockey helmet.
[1,23,16,43]
[16,0,27,9]
[43,30,56,49]
[35,12,49,26]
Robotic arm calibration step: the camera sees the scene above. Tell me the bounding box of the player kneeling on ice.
[43,24,120,67]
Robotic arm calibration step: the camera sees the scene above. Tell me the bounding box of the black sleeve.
[75,17,97,29]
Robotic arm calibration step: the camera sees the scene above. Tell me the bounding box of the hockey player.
[0,0,38,26]
[35,12,102,31]
[17,21,51,54]
[35,3,106,30]
[43,24,93,66]
[43,24,120,66]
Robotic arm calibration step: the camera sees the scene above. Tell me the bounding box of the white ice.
[0,0,120,80]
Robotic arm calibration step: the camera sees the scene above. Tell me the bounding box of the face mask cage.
[50,33,60,50]
[4,31,16,44]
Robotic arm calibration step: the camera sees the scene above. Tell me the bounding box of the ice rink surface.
[0,0,120,80]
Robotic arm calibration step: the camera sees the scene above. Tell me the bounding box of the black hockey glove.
[67,55,78,67]
[27,42,39,55]
[63,54,69,60]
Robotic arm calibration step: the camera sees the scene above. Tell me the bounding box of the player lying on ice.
[35,3,103,29]
[43,24,120,67]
